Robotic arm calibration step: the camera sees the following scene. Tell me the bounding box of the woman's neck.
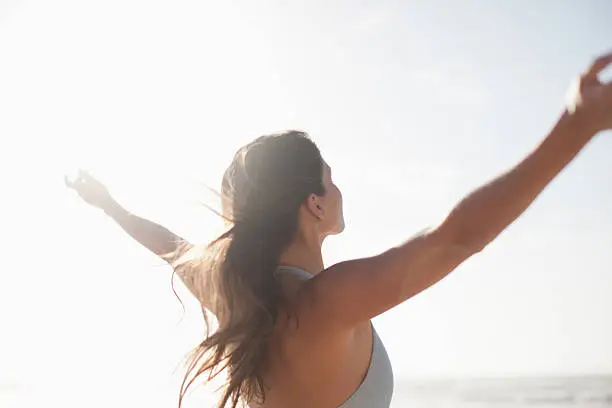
[278,230,325,275]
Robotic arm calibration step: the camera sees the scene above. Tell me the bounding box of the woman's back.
[255,266,393,408]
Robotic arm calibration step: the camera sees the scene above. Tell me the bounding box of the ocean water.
[391,376,612,408]
[2,375,611,407]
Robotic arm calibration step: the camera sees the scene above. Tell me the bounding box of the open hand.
[65,169,116,211]
[566,52,612,132]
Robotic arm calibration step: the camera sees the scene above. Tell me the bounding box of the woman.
[67,53,612,408]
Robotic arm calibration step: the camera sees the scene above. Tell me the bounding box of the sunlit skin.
[66,53,612,408]
[277,162,345,275]
[254,162,362,407]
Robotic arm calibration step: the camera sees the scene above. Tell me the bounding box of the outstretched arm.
[102,200,186,260]
[66,170,190,261]
[300,52,612,330]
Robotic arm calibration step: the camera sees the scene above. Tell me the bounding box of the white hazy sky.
[1,0,611,407]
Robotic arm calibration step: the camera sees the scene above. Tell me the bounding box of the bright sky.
[1,0,611,407]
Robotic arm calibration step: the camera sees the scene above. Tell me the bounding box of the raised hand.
[65,168,190,260]
[566,52,612,132]
[65,169,117,211]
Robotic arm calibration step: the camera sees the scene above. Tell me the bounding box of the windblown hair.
[172,131,325,408]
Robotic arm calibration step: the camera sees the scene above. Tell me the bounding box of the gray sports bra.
[275,266,394,408]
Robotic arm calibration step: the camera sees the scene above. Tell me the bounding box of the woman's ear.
[305,193,324,220]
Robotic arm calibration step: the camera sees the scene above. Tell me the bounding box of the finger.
[584,52,612,78]
[79,168,98,183]
[65,170,85,188]
[64,175,74,188]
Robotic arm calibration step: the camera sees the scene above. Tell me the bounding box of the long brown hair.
[173,131,325,408]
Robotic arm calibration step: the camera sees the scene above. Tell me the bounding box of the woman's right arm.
[66,170,190,261]
[301,53,612,331]
[103,201,186,260]
[67,170,216,308]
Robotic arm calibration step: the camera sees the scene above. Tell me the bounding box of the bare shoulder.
[294,225,477,330]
